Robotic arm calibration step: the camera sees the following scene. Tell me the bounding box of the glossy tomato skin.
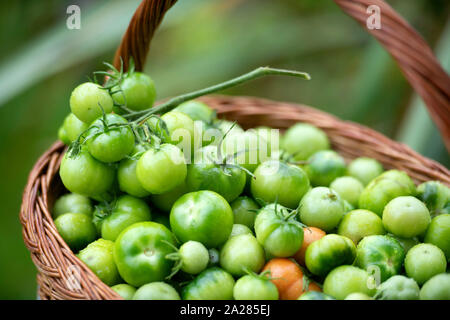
[77,239,121,286]
[233,275,279,300]
[330,176,364,207]
[170,191,233,248]
[419,273,450,300]
[293,227,326,265]
[111,284,136,300]
[251,160,310,209]
[220,234,265,276]
[424,214,450,260]
[323,265,376,300]
[355,235,405,283]
[70,82,113,124]
[174,100,215,123]
[62,113,90,142]
[417,181,450,217]
[182,267,235,300]
[281,123,330,161]
[299,187,346,232]
[160,111,196,156]
[404,243,447,285]
[229,224,253,238]
[54,213,97,252]
[113,222,177,287]
[133,282,180,300]
[376,275,420,300]
[230,196,259,230]
[136,143,187,194]
[100,195,152,241]
[305,234,356,277]
[359,170,416,216]
[347,157,383,186]
[53,193,93,218]
[117,144,150,198]
[179,241,210,275]
[86,114,135,163]
[337,209,385,245]
[305,150,346,186]
[254,204,304,257]
[112,72,156,111]
[60,147,115,197]
[382,196,431,238]
[186,146,246,202]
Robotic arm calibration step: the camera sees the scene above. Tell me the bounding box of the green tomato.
[186,146,246,202]
[62,113,90,142]
[70,82,113,124]
[347,157,383,186]
[182,267,235,300]
[382,196,430,238]
[305,150,346,187]
[215,120,244,136]
[282,123,330,161]
[170,190,233,248]
[254,126,280,159]
[150,181,189,212]
[112,72,156,111]
[160,111,196,156]
[54,213,97,252]
[233,274,278,300]
[323,265,376,300]
[220,234,265,276]
[230,196,259,230]
[359,170,416,216]
[230,224,253,238]
[178,241,210,275]
[337,209,385,244]
[111,284,136,300]
[221,130,271,172]
[375,275,420,300]
[417,181,450,217]
[117,144,150,198]
[77,239,121,286]
[136,143,187,194]
[355,235,405,283]
[298,291,335,300]
[86,113,135,163]
[419,273,450,300]
[251,160,310,209]
[424,214,450,260]
[299,187,345,232]
[254,204,304,257]
[389,234,419,254]
[174,100,215,123]
[305,234,356,277]
[60,147,115,197]
[344,292,373,300]
[404,243,447,285]
[133,282,180,300]
[113,221,177,287]
[100,195,152,241]
[330,176,364,207]
[53,193,93,218]
[58,125,71,145]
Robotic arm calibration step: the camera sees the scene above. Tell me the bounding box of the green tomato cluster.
[54,77,449,301]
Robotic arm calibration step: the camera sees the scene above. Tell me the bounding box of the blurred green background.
[0,0,448,299]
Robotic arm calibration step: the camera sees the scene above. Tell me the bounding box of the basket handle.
[113,0,450,150]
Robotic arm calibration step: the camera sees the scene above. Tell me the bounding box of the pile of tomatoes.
[53,65,450,300]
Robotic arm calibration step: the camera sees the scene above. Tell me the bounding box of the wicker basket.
[20,0,449,300]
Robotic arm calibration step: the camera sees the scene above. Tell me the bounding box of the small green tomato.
[330,176,364,208]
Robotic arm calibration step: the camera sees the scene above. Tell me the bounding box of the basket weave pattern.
[20,0,450,300]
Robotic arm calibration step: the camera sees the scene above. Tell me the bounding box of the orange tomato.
[293,227,326,265]
[262,258,321,300]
